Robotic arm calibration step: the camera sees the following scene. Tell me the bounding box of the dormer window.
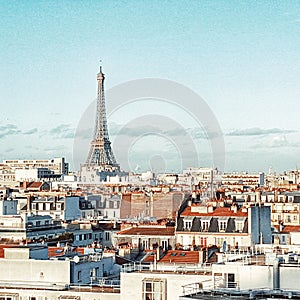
[202,221,209,231]
[183,216,194,230]
[218,217,229,232]
[235,221,243,232]
[200,217,211,232]
[184,221,192,230]
[235,217,246,232]
[219,221,227,231]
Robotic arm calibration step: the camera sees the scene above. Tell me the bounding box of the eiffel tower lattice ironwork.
[86,67,120,171]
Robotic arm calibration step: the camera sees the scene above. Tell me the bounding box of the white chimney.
[156,247,160,261]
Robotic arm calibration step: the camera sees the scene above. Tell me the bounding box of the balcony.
[121,262,212,274]
[25,224,62,232]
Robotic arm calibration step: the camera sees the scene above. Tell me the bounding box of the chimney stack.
[156,246,160,261]
[26,195,32,212]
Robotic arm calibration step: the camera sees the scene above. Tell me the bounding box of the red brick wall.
[120,194,132,219]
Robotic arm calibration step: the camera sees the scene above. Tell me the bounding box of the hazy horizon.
[1,1,300,173]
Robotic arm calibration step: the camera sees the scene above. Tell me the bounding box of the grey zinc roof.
[191,217,201,232]
[176,217,184,231]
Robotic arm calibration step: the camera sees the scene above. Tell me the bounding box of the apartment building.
[87,193,121,219]
[176,204,272,250]
[0,158,69,182]
[27,196,92,221]
[120,191,186,220]
[117,224,176,251]
[0,214,64,241]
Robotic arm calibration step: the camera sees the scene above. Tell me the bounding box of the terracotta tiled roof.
[281,225,300,233]
[48,246,85,257]
[117,226,175,236]
[181,206,248,217]
[27,182,43,189]
[143,253,155,263]
[159,250,200,264]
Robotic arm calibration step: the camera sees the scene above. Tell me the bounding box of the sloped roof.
[176,215,249,234]
[278,225,300,233]
[48,246,85,258]
[181,206,248,217]
[27,182,43,189]
[118,226,175,236]
[116,255,132,265]
[96,223,121,231]
[158,250,199,264]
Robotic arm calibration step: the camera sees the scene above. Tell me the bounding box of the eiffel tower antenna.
[85,66,120,172]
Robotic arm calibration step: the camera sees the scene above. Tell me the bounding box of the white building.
[15,168,56,181]
[0,157,69,182]
[29,196,82,221]
[0,214,64,242]
[120,262,212,300]
[0,245,115,286]
[88,193,121,219]
[176,205,272,250]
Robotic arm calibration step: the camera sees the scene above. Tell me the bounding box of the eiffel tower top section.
[85,67,120,171]
[94,66,109,141]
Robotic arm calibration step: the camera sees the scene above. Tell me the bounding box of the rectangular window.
[216,237,224,247]
[184,221,192,230]
[142,279,166,300]
[183,217,194,230]
[105,232,110,241]
[90,267,99,278]
[161,240,168,250]
[78,271,81,282]
[200,237,207,247]
[201,221,209,231]
[227,273,236,288]
[219,221,227,232]
[235,222,243,232]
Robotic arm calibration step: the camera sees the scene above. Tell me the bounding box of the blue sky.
[1,1,300,173]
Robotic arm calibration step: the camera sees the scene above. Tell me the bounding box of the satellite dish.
[73,256,80,263]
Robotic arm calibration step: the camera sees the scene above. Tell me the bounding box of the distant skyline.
[1,1,300,173]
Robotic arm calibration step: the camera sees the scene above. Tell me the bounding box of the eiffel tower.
[85,66,120,172]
